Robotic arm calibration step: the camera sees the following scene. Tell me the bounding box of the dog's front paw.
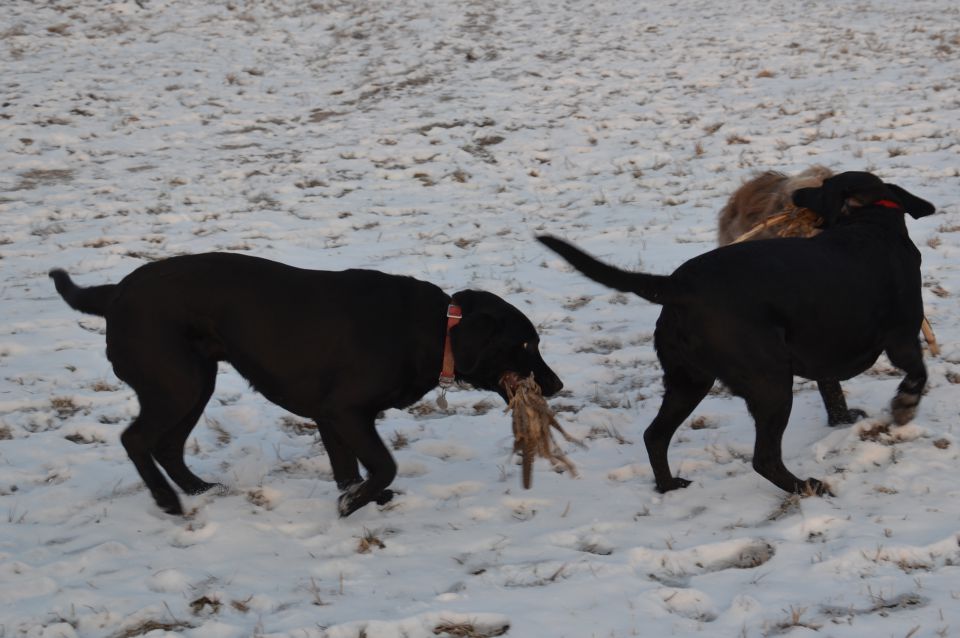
[155,493,185,516]
[186,481,228,496]
[337,492,360,518]
[655,477,692,493]
[891,393,920,425]
[828,408,867,427]
[337,482,367,518]
[375,489,395,506]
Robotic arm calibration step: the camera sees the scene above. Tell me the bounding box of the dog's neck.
[438,303,462,387]
[838,200,916,250]
[844,196,902,212]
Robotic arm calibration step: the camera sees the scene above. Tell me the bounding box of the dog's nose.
[540,373,563,397]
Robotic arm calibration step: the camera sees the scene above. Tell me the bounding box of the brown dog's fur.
[717,165,833,245]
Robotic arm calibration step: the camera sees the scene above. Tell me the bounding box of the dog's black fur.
[716,166,866,427]
[50,253,562,517]
[539,172,934,496]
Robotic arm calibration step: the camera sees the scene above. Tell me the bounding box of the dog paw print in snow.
[630,538,775,587]
[502,496,552,522]
[246,486,282,510]
[424,481,485,502]
[396,460,429,478]
[607,463,650,483]
[650,587,719,622]
[413,440,475,462]
[169,520,220,548]
[147,568,191,593]
[547,523,623,555]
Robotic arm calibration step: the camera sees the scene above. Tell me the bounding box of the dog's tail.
[49,269,116,317]
[537,235,676,305]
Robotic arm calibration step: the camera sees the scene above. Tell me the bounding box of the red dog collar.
[439,304,462,387]
[873,199,902,209]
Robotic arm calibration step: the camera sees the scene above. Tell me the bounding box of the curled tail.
[537,235,675,305]
[49,269,116,317]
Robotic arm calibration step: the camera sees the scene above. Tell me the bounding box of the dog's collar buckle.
[439,303,462,388]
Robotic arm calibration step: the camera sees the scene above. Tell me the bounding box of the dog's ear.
[450,290,499,375]
[885,183,936,219]
[449,311,497,375]
[792,183,844,226]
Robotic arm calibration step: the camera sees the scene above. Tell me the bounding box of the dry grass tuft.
[689,415,714,430]
[65,431,105,445]
[390,430,409,450]
[279,415,316,437]
[766,606,822,635]
[767,493,802,521]
[189,595,222,615]
[859,422,891,443]
[501,372,581,489]
[205,417,232,446]
[585,424,632,444]
[357,527,386,554]
[472,399,496,415]
[408,401,439,417]
[230,596,252,613]
[111,619,195,638]
[433,620,510,637]
[51,396,82,419]
[246,488,273,510]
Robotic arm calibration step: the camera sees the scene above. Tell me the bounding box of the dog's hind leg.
[326,411,397,517]
[745,379,830,496]
[817,379,867,426]
[885,336,927,425]
[150,359,223,496]
[114,338,218,515]
[120,400,191,515]
[644,365,714,493]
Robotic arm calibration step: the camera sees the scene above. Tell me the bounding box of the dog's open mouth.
[499,371,580,489]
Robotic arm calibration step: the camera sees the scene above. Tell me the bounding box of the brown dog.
[717,165,833,245]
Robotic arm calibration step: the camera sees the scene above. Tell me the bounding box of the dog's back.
[95,253,450,413]
[675,224,918,380]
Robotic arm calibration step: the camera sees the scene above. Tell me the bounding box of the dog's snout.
[540,371,563,397]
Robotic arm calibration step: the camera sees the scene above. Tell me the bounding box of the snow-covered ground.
[2,1,959,636]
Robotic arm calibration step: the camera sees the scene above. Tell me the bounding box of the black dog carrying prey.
[50,255,562,517]
[539,172,935,496]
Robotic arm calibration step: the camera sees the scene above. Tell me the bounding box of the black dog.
[539,171,934,496]
[50,254,562,516]
[715,165,867,427]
